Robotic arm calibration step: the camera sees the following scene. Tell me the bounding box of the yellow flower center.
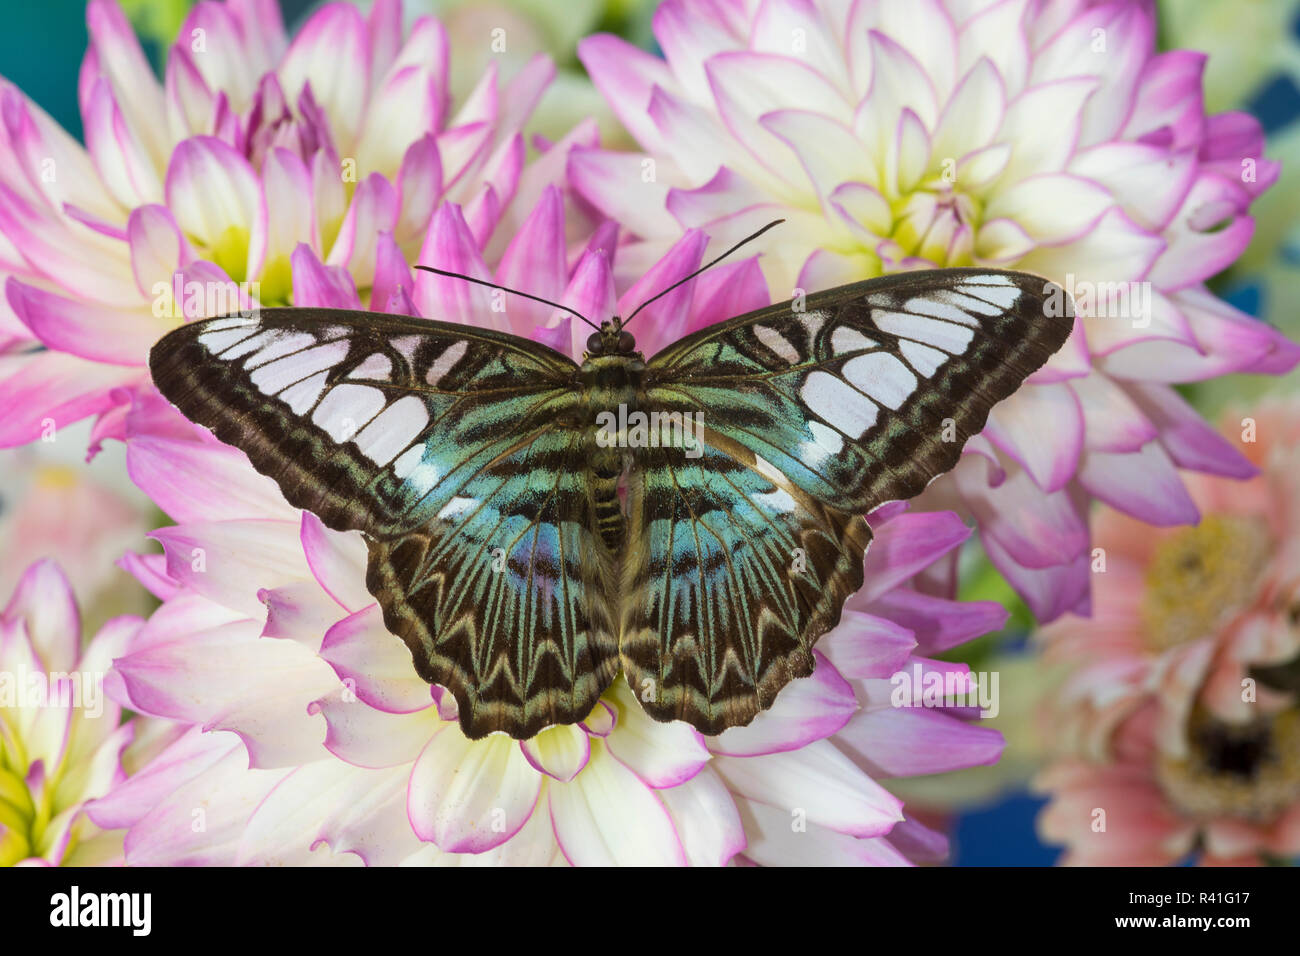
[1140,515,1271,652]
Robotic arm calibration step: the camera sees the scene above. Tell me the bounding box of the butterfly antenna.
[620,219,785,329]
[414,265,601,331]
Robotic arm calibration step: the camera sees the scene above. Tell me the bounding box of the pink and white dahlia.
[0,560,141,866]
[1035,398,1300,865]
[572,0,1300,620]
[88,216,1005,866]
[0,0,586,449]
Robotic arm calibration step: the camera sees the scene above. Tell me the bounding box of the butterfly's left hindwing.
[150,309,619,738]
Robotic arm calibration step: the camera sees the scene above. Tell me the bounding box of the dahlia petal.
[955,0,1030,94]
[687,257,769,330]
[709,651,857,756]
[1199,112,1278,196]
[760,109,871,201]
[277,3,369,143]
[1017,206,1166,287]
[1070,141,1197,232]
[165,136,267,282]
[86,725,239,831]
[355,63,440,181]
[827,181,893,238]
[931,58,1005,163]
[151,519,309,619]
[818,609,918,679]
[838,707,1004,777]
[1147,173,1255,292]
[1125,381,1257,478]
[299,513,370,613]
[0,183,138,305]
[604,679,709,787]
[119,741,289,865]
[0,348,135,446]
[566,147,677,239]
[982,530,1092,622]
[325,173,398,287]
[318,605,433,715]
[414,203,495,326]
[290,242,361,309]
[520,724,590,783]
[614,230,707,345]
[83,77,163,208]
[114,618,336,768]
[955,459,1089,570]
[1046,3,1152,144]
[650,0,736,103]
[85,0,169,167]
[548,739,687,865]
[1077,441,1199,526]
[126,436,296,524]
[313,690,436,770]
[260,581,343,650]
[127,204,189,299]
[855,510,971,604]
[407,727,541,853]
[985,172,1112,243]
[983,382,1084,493]
[582,31,681,151]
[117,551,181,602]
[658,765,746,866]
[1025,315,1091,384]
[735,797,912,866]
[1122,50,1206,147]
[394,133,443,245]
[1069,374,1159,454]
[494,185,566,331]
[239,760,418,866]
[709,51,846,186]
[2,559,80,673]
[712,741,904,838]
[261,146,315,283]
[6,279,154,365]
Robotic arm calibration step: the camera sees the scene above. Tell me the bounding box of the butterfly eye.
[586,332,604,354]
[618,331,636,353]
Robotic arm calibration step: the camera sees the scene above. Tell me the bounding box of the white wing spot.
[842,352,918,410]
[392,335,423,363]
[875,312,975,354]
[957,282,1020,308]
[437,496,478,521]
[900,339,947,377]
[801,370,879,438]
[802,420,844,466]
[279,370,329,414]
[755,325,800,363]
[936,290,1001,316]
[902,297,978,327]
[800,311,827,339]
[353,396,430,466]
[348,353,393,380]
[311,383,387,442]
[830,326,879,355]
[249,341,349,394]
[244,331,317,369]
[198,321,260,353]
[218,329,277,360]
[426,340,469,385]
[957,273,1014,286]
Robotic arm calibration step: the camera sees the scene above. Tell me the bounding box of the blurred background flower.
[1034,397,1300,863]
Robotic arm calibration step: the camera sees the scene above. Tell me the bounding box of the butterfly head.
[586,321,636,356]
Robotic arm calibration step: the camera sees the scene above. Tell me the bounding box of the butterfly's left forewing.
[624,268,1072,731]
[150,309,619,738]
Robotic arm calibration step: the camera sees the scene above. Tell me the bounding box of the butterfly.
[149,229,1073,741]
